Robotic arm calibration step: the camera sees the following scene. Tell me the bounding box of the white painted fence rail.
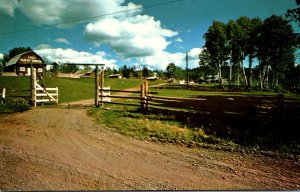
[99,86,111,103]
[35,83,59,106]
[1,88,6,104]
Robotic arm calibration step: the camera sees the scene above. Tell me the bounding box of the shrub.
[2,97,31,112]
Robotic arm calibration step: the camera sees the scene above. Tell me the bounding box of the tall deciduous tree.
[257,15,298,90]
[286,0,300,26]
[166,63,184,80]
[244,18,262,88]
[198,48,216,79]
[204,21,228,87]
[226,20,242,85]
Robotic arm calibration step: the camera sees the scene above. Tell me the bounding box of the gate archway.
[30,64,106,107]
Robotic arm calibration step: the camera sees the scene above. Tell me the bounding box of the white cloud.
[35,46,117,69]
[0,0,142,28]
[1,0,185,70]
[137,48,203,70]
[189,48,203,59]
[35,44,52,50]
[84,15,178,58]
[55,38,71,44]
[174,37,183,43]
[0,0,18,16]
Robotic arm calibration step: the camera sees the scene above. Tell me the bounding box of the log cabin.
[4,51,46,77]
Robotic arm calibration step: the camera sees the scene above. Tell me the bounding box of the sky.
[0,0,298,70]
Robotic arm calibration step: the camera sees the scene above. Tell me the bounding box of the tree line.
[201,14,299,91]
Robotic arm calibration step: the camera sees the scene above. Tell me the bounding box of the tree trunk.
[218,61,223,88]
[229,50,232,86]
[229,61,232,86]
[242,65,248,87]
[266,65,270,90]
[237,62,240,87]
[248,55,253,88]
[259,61,263,90]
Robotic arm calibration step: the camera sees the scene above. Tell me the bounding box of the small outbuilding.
[4,51,46,77]
[109,74,122,79]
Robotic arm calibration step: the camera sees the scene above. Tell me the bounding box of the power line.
[0,0,183,37]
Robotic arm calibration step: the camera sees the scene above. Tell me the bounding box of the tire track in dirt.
[0,107,299,190]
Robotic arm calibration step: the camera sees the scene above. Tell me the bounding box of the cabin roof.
[6,51,45,67]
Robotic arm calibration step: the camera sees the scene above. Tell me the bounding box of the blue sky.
[0,0,298,70]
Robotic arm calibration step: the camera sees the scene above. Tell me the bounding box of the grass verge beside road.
[89,105,238,149]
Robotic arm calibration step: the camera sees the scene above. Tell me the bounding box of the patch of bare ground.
[0,107,299,190]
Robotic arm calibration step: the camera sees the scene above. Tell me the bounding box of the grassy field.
[154,84,300,98]
[0,76,164,103]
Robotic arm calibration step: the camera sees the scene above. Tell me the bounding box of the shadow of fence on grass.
[147,94,300,151]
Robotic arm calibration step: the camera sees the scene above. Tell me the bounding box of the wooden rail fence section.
[98,80,155,111]
[147,94,286,115]
[98,80,291,117]
[99,86,111,102]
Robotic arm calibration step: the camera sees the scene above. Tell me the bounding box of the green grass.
[89,106,237,148]
[156,84,300,99]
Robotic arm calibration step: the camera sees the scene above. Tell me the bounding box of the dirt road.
[0,106,299,190]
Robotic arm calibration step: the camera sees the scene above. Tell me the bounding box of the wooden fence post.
[1,88,6,104]
[95,64,99,107]
[145,81,149,110]
[100,66,105,106]
[141,82,145,112]
[31,66,36,107]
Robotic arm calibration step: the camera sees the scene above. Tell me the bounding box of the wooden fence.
[0,88,6,104]
[32,68,59,107]
[98,81,295,118]
[147,94,286,116]
[35,85,59,106]
[99,81,158,111]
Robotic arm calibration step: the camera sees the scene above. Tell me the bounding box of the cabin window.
[38,68,43,72]
[20,67,26,71]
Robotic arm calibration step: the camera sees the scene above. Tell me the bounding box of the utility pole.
[186,51,189,89]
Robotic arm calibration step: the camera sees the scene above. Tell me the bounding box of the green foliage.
[2,47,33,63]
[203,15,299,90]
[1,47,33,72]
[166,63,184,79]
[142,66,150,78]
[50,63,59,74]
[120,65,131,78]
[0,97,31,112]
[286,0,300,26]
[59,64,79,73]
